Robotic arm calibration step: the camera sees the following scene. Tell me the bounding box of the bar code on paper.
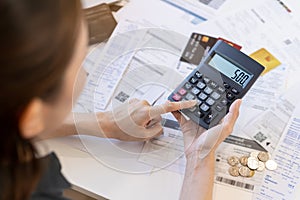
[216,176,254,191]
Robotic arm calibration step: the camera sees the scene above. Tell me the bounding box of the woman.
[0,0,241,200]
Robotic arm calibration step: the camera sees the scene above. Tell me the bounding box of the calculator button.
[189,77,198,84]
[189,106,197,112]
[226,92,235,100]
[224,82,230,89]
[206,98,215,106]
[231,88,239,95]
[217,86,225,94]
[194,110,204,118]
[200,103,210,112]
[220,98,228,106]
[215,104,224,112]
[185,52,190,57]
[198,92,208,101]
[196,99,202,106]
[203,77,210,84]
[204,87,213,95]
[172,93,182,101]
[210,81,218,88]
[204,112,218,124]
[211,92,221,100]
[178,88,187,96]
[190,38,195,45]
[185,93,195,100]
[192,47,197,53]
[191,87,200,95]
[184,82,192,90]
[196,82,206,90]
[194,71,203,79]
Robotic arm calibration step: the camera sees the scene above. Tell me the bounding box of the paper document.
[116,0,205,35]
[243,83,300,153]
[161,0,242,21]
[75,19,195,113]
[253,102,300,200]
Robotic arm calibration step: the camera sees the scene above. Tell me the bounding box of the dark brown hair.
[0,0,82,199]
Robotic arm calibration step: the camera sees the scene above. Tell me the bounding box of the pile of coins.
[227,151,278,178]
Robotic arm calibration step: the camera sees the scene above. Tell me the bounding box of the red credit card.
[218,37,242,50]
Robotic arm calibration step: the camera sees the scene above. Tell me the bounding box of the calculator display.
[208,53,253,88]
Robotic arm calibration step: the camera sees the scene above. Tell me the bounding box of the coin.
[250,151,259,158]
[228,166,240,177]
[265,160,278,171]
[239,156,248,166]
[258,151,269,162]
[247,157,259,170]
[227,156,240,166]
[248,169,255,177]
[256,161,265,171]
[239,166,252,177]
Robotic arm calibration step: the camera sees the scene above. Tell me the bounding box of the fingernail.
[190,100,197,105]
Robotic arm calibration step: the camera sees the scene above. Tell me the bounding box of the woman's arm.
[39,99,197,141]
[180,152,215,200]
[174,99,241,200]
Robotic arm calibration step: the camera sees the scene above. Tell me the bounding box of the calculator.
[169,40,265,129]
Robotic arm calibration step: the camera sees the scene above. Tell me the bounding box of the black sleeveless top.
[30,152,71,200]
[0,152,71,199]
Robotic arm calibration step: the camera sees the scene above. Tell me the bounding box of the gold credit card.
[250,48,281,75]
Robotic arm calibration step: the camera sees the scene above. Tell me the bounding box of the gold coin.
[239,166,251,177]
[239,156,248,166]
[248,169,255,177]
[258,151,269,162]
[227,156,240,166]
[250,151,259,158]
[228,166,240,177]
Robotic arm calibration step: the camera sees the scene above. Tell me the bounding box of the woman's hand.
[173,99,241,158]
[102,99,197,141]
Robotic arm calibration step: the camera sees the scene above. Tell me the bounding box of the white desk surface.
[39,137,253,200]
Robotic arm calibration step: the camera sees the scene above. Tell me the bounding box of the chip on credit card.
[180,33,242,66]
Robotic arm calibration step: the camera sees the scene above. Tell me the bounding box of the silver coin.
[239,156,248,166]
[250,151,259,158]
[239,166,252,177]
[228,166,240,177]
[265,160,278,171]
[258,151,269,162]
[247,157,259,170]
[227,156,240,166]
[256,161,265,171]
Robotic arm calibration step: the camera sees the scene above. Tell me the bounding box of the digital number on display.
[208,53,253,88]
